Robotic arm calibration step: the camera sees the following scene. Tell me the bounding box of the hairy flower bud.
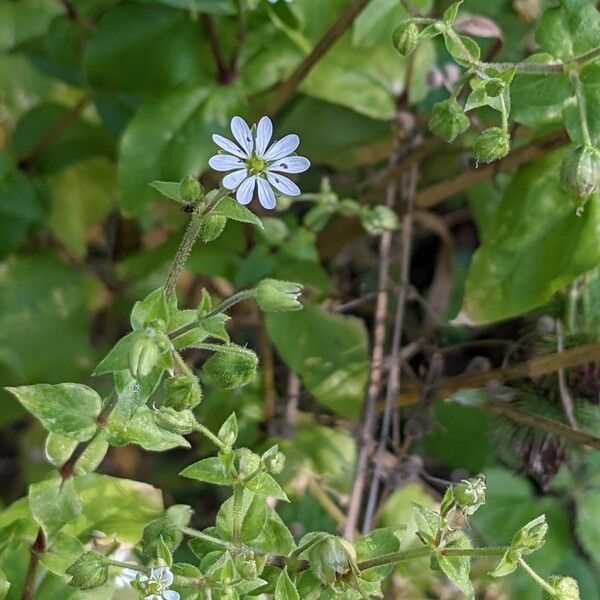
[199,214,227,243]
[453,473,486,515]
[164,374,203,410]
[128,335,160,379]
[142,516,184,560]
[236,448,261,479]
[512,515,548,554]
[559,145,600,206]
[473,127,510,164]
[66,553,109,590]
[154,407,198,435]
[429,99,470,142]
[264,451,286,474]
[234,551,259,580]
[308,536,358,587]
[544,576,580,600]
[255,278,303,313]
[202,346,258,389]
[392,21,419,56]
[180,174,204,208]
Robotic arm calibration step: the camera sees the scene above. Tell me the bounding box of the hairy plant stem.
[205,289,256,318]
[518,556,558,595]
[180,527,237,551]
[232,484,244,545]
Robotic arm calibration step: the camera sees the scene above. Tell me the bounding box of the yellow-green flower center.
[246,155,267,175]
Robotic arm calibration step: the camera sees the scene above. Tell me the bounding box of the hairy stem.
[518,556,558,595]
[232,484,244,545]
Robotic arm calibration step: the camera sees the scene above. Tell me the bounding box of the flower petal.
[268,155,310,174]
[266,171,301,196]
[231,116,254,155]
[263,134,300,161]
[163,591,181,600]
[255,116,273,157]
[222,168,249,190]
[208,154,244,172]
[256,176,277,210]
[236,176,256,205]
[212,134,248,159]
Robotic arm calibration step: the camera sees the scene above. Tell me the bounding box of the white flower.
[111,547,138,589]
[209,115,310,210]
[135,567,180,600]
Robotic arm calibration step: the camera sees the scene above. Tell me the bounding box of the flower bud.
[544,576,580,600]
[429,99,470,142]
[559,145,600,206]
[255,278,303,313]
[128,335,160,379]
[512,515,548,554]
[164,374,203,410]
[264,451,286,475]
[199,214,227,243]
[236,448,261,479]
[473,127,510,164]
[141,516,184,560]
[180,174,204,208]
[308,536,358,587]
[361,205,399,235]
[154,407,198,435]
[392,21,419,56]
[202,346,258,389]
[453,473,486,515]
[66,553,109,590]
[234,551,259,580]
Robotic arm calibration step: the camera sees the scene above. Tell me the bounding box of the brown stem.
[202,14,232,84]
[22,530,45,600]
[265,0,376,116]
[416,130,569,208]
[344,183,396,541]
[362,165,417,533]
[18,93,92,171]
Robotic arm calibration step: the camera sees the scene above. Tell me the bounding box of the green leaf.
[200,314,230,343]
[105,405,190,451]
[535,6,573,59]
[0,569,9,600]
[149,180,183,203]
[94,331,141,375]
[180,457,236,485]
[40,531,85,577]
[113,367,164,420]
[84,3,211,93]
[490,548,519,578]
[29,476,82,541]
[216,489,268,542]
[45,432,108,475]
[65,473,164,544]
[355,526,405,579]
[11,103,114,174]
[443,0,463,24]
[275,568,300,600]
[244,472,289,502]
[412,502,442,543]
[443,32,480,66]
[47,157,116,258]
[266,303,369,418]
[6,383,102,441]
[212,196,264,229]
[0,153,43,259]
[218,413,238,446]
[437,537,474,597]
[576,491,600,559]
[154,0,234,13]
[118,85,240,213]
[130,287,175,331]
[461,150,600,324]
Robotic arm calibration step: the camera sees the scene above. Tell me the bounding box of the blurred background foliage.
[1,0,600,597]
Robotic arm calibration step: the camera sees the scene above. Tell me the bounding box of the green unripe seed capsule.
[199,214,227,243]
[473,127,510,164]
[154,407,198,435]
[544,576,580,600]
[66,553,109,590]
[128,335,160,379]
[180,174,205,208]
[164,374,203,410]
[559,145,600,207]
[392,21,419,56]
[202,347,258,389]
[255,278,303,313]
[429,100,470,143]
[452,474,486,515]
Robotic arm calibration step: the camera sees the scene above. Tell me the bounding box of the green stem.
[357,547,431,571]
[106,560,147,572]
[441,546,508,558]
[195,421,228,451]
[518,557,558,596]
[180,527,237,551]
[205,289,256,318]
[290,533,329,559]
[232,484,244,544]
[571,72,593,146]
[575,45,600,66]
